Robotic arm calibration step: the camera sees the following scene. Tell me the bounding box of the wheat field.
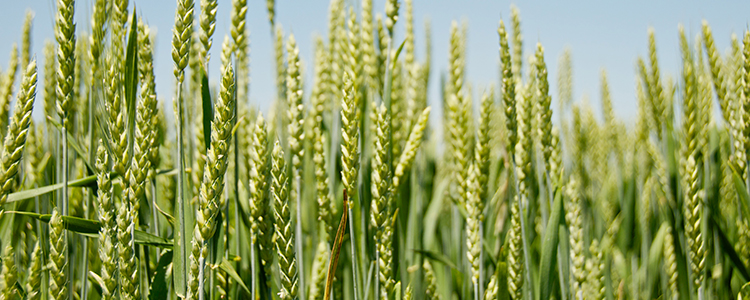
[0,0,747,299]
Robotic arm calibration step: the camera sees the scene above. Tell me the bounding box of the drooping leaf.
[149,250,173,300]
[6,211,172,248]
[218,259,251,295]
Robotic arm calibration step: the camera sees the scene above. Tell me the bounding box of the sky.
[0,0,749,127]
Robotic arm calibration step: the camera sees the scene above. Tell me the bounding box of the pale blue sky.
[0,0,749,125]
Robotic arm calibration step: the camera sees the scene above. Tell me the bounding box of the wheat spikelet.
[664,225,679,300]
[188,55,236,299]
[25,239,42,300]
[0,245,17,298]
[475,88,492,203]
[424,260,440,300]
[271,140,297,300]
[95,143,118,297]
[48,208,67,300]
[510,6,523,84]
[43,41,57,122]
[447,22,470,208]
[362,0,376,90]
[702,21,730,124]
[371,103,393,300]
[742,31,750,160]
[287,34,305,170]
[646,28,666,135]
[89,0,106,77]
[394,107,430,189]
[199,0,217,64]
[507,193,524,300]
[466,163,482,287]
[499,20,517,156]
[230,0,249,102]
[679,25,705,292]
[117,187,139,299]
[566,176,584,298]
[535,43,553,170]
[54,0,75,129]
[20,11,32,71]
[0,60,37,208]
[341,71,359,195]
[138,21,161,180]
[385,0,399,38]
[172,0,194,84]
[274,25,287,101]
[308,241,330,300]
[0,44,19,138]
[557,48,573,113]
